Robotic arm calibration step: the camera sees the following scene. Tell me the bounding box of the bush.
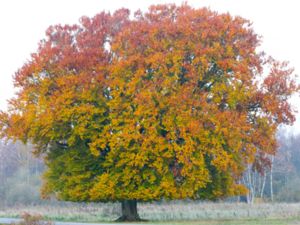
[11,213,53,225]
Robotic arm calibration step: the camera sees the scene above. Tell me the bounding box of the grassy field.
[155,219,300,225]
[1,202,300,224]
[1,218,300,225]
[1,219,300,225]
[2,219,300,225]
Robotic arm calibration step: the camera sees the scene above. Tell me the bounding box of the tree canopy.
[0,3,298,220]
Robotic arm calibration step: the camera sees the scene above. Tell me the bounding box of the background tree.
[0,4,298,221]
[0,141,44,206]
[272,130,300,202]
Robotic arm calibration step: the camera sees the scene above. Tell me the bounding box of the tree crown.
[0,4,298,202]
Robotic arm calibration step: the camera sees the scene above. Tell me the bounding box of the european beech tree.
[0,4,298,221]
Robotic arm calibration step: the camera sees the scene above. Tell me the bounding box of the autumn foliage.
[0,3,298,208]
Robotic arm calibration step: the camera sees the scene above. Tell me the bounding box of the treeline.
[0,141,44,206]
[0,129,300,206]
[240,128,300,203]
[273,129,300,202]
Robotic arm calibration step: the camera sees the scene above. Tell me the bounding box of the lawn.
[156,219,300,225]
[1,219,299,225]
[1,218,300,225]
[1,202,300,224]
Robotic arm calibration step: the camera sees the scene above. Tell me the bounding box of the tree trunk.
[260,173,266,199]
[270,155,274,202]
[116,200,144,221]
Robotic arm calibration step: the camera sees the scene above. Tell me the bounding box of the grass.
[152,218,300,225]
[1,218,300,225]
[1,202,300,224]
[1,219,300,225]
[154,219,299,225]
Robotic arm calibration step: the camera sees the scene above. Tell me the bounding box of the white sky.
[0,0,299,133]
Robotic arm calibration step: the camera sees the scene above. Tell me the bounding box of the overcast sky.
[0,0,299,133]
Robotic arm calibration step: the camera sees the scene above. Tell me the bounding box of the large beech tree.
[0,4,298,221]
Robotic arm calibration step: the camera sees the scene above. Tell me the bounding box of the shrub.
[11,213,53,225]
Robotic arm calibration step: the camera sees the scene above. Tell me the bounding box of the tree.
[271,130,300,201]
[0,141,44,206]
[0,4,298,221]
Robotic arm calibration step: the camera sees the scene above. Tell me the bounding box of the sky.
[0,0,299,133]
